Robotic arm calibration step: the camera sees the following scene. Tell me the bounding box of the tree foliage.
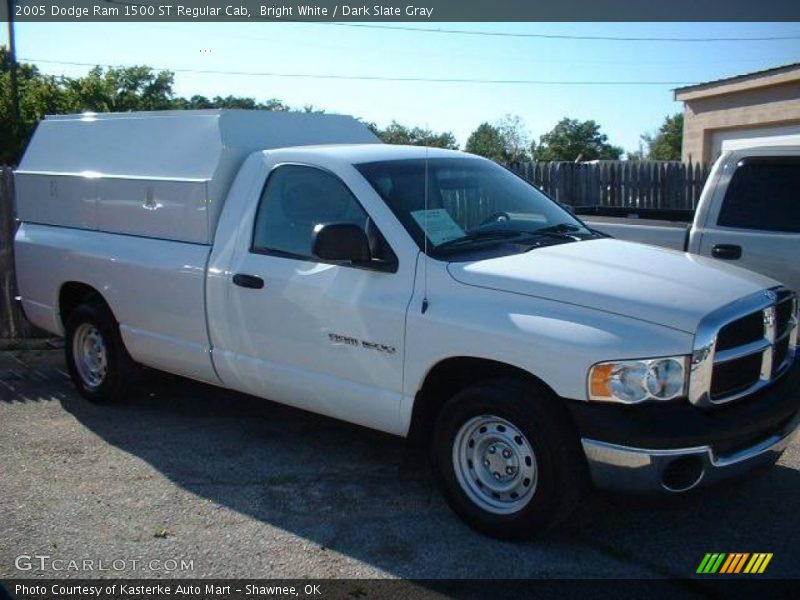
[465,123,506,161]
[1,47,68,164]
[368,120,458,149]
[641,113,683,161]
[0,49,320,164]
[496,114,533,163]
[465,115,533,162]
[535,117,623,161]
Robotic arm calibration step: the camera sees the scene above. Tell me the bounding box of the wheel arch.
[405,356,567,458]
[58,282,115,328]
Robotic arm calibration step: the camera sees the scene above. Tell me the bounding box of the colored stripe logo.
[697,553,773,574]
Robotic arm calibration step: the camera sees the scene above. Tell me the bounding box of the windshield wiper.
[432,228,586,256]
[535,223,583,234]
[432,229,528,254]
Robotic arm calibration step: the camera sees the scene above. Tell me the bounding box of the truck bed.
[575,207,691,251]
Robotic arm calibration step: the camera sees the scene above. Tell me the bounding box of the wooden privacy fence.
[1,165,42,340]
[508,161,710,210]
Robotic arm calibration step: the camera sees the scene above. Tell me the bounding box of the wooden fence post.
[1,165,43,341]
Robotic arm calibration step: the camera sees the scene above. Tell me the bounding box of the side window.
[252,165,370,259]
[717,158,800,233]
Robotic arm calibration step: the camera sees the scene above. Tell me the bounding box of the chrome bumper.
[582,413,800,493]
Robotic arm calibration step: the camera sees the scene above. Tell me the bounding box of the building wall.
[681,80,800,163]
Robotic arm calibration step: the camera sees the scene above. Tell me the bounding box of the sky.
[3,21,800,154]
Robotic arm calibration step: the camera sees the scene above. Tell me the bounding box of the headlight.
[588,356,689,403]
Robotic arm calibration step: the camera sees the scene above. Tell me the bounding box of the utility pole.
[6,0,20,133]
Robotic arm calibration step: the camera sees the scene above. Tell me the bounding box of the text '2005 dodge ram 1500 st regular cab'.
[14,111,800,539]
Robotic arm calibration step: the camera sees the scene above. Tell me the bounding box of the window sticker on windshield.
[410,209,465,245]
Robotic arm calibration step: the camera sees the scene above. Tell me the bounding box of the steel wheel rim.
[72,323,108,389]
[452,414,538,514]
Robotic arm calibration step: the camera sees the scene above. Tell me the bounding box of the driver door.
[220,164,413,434]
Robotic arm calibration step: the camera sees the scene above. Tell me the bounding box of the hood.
[446,238,778,333]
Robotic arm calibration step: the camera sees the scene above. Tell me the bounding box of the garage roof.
[674,62,800,101]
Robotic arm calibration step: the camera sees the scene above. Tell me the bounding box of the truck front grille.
[711,353,763,400]
[716,311,764,351]
[690,287,798,408]
[777,296,794,338]
[773,338,790,378]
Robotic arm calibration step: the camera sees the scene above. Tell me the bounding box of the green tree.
[642,113,683,161]
[370,120,458,149]
[61,65,177,113]
[626,148,646,161]
[173,94,291,111]
[535,118,623,161]
[496,114,533,162]
[1,47,71,164]
[0,50,331,164]
[465,122,507,161]
[176,94,215,109]
[466,116,533,162]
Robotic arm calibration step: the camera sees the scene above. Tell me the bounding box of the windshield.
[355,157,592,256]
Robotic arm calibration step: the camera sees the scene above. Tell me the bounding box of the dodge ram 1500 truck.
[14,111,800,539]
[580,145,800,293]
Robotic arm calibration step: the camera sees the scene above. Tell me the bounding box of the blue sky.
[3,22,800,154]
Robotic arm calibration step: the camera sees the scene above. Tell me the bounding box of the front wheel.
[65,302,136,403]
[434,379,586,540]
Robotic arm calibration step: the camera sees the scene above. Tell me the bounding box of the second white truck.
[581,145,800,293]
[14,111,800,539]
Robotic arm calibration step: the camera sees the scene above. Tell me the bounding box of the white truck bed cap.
[15,110,380,244]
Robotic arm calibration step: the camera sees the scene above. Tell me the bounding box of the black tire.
[64,301,136,403]
[434,378,587,540]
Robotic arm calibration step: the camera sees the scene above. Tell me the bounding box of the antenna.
[421,148,430,314]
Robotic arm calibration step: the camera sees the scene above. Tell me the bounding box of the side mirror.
[312,223,372,264]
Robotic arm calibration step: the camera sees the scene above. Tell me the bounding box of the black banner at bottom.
[2,579,800,600]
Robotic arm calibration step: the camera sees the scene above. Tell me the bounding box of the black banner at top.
[1,0,800,22]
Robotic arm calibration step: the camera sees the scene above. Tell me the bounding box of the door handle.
[232,273,265,289]
[711,244,742,260]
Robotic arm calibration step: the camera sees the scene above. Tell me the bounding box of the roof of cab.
[262,143,477,164]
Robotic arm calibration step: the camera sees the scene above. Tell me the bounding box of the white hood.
[447,239,778,333]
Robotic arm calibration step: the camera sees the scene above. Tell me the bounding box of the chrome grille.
[689,287,798,408]
[710,353,762,400]
[716,312,763,351]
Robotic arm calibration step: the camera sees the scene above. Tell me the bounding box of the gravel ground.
[1,346,799,582]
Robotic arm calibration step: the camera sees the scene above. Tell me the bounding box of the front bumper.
[582,413,799,492]
[570,361,800,493]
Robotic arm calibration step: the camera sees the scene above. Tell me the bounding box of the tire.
[64,302,136,403]
[434,378,586,540]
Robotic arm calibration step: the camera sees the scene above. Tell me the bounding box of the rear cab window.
[717,157,800,233]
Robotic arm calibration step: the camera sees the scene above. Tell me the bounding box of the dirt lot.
[1,345,799,582]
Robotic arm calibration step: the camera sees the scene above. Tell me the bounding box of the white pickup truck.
[580,145,800,293]
[14,111,800,539]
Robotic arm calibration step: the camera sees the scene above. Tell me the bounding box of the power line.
[149,24,800,66]
[22,57,697,86]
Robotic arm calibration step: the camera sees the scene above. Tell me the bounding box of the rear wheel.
[65,302,136,403]
[434,379,586,540]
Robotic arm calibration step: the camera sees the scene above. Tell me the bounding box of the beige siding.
[676,66,800,163]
